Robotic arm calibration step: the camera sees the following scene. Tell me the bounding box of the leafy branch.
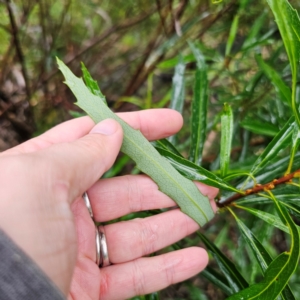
[218,168,300,208]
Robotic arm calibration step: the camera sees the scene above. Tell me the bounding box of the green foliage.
[266,0,300,126]
[220,103,233,177]
[58,59,214,227]
[58,0,300,296]
[188,42,208,166]
[3,0,300,298]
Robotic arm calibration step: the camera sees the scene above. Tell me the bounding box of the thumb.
[38,118,123,202]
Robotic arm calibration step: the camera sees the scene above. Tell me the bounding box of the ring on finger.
[82,192,111,268]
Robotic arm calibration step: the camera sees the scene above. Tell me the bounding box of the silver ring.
[99,226,111,267]
[82,192,111,268]
[82,192,94,220]
[95,225,101,266]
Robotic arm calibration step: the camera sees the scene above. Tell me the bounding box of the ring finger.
[104,208,199,264]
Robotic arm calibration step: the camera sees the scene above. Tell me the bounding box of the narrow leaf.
[220,103,233,177]
[229,209,296,300]
[234,205,289,234]
[188,42,208,166]
[155,147,241,193]
[152,139,183,157]
[225,15,239,56]
[287,123,300,174]
[256,55,292,105]
[168,56,185,144]
[266,0,300,126]
[57,59,214,226]
[242,12,267,50]
[250,117,295,176]
[201,266,233,296]
[198,232,249,293]
[282,202,300,220]
[228,194,300,299]
[81,63,107,104]
[240,119,279,137]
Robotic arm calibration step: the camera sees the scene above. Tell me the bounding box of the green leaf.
[103,155,131,178]
[256,55,292,105]
[229,209,296,300]
[234,205,289,234]
[228,193,300,299]
[240,119,279,137]
[225,15,239,56]
[185,282,209,300]
[168,55,185,144]
[201,266,233,296]
[198,232,249,293]
[249,116,295,176]
[169,55,185,113]
[242,12,267,50]
[266,0,300,126]
[80,62,107,104]
[57,58,214,227]
[152,139,183,157]
[220,103,233,177]
[155,146,241,193]
[116,96,145,109]
[188,42,208,166]
[287,123,300,173]
[282,202,300,220]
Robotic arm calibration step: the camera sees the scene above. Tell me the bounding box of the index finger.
[3,109,183,155]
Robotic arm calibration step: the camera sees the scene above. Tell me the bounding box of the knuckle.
[161,254,178,285]
[132,260,146,296]
[126,176,142,213]
[138,219,159,256]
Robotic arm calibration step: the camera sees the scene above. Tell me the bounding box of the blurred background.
[1,0,300,299]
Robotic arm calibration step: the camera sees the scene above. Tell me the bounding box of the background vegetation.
[1,0,300,299]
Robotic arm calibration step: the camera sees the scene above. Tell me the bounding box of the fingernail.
[90,119,118,135]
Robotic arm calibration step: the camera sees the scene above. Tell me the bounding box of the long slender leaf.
[282,202,300,220]
[168,55,185,144]
[188,42,208,166]
[152,139,183,157]
[81,63,107,104]
[198,232,249,293]
[220,103,233,177]
[234,204,289,234]
[155,147,241,193]
[240,119,279,137]
[201,266,233,296]
[242,12,267,50]
[249,116,295,176]
[169,56,185,112]
[287,123,300,173]
[228,193,300,299]
[256,55,292,105]
[229,209,296,300]
[266,0,300,126]
[225,15,239,56]
[58,59,214,227]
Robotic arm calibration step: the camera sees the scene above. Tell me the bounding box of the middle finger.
[88,174,218,222]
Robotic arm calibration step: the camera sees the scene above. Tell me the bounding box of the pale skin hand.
[0,109,218,300]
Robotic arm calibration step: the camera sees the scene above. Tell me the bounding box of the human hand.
[0,109,218,299]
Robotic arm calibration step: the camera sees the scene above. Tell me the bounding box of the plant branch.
[38,8,156,88]
[217,169,300,208]
[156,0,168,36]
[5,0,31,99]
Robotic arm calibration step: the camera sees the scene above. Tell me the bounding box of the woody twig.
[217,169,300,208]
